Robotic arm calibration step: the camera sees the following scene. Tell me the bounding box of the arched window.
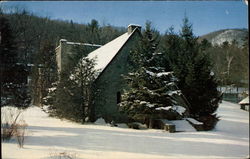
[117,91,121,104]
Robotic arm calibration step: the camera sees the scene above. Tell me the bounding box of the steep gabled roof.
[87,28,140,74]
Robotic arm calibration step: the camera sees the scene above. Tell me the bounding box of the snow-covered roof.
[128,24,142,28]
[66,41,102,47]
[239,96,249,105]
[87,28,139,74]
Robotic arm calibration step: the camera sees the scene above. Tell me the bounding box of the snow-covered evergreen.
[119,22,189,127]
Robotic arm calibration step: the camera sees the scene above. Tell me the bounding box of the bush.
[15,119,28,148]
[1,107,28,148]
[1,123,13,141]
[1,107,22,141]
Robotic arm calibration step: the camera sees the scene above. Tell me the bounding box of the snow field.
[2,101,249,159]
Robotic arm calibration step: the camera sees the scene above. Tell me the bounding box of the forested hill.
[197,28,249,87]
[2,11,249,88]
[3,11,126,65]
[198,28,248,47]
[4,10,249,65]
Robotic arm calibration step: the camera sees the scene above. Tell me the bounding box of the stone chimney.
[128,24,141,34]
[55,39,67,73]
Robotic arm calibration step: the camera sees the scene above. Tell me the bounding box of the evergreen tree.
[32,40,58,106]
[120,22,189,128]
[163,17,221,129]
[71,57,97,122]
[86,19,101,44]
[42,82,57,111]
[0,15,30,107]
[54,76,83,121]
[160,26,182,70]
[53,46,97,123]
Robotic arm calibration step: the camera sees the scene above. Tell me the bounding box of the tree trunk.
[80,64,85,123]
[149,118,154,129]
[226,51,234,84]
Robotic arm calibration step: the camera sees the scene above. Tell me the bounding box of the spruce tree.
[163,17,221,129]
[160,26,182,70]
[119,22,189,128]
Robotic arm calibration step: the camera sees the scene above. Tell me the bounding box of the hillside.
[3,12,126,65]
[2,101,249,159]
[199,28,248,47]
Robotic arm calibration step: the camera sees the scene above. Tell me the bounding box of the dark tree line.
[0,13,30,107]
[4,9,126,65]
[120,22,190,128]
[162,18,222,129]
[121,18,222,130]
[1,8,126,110]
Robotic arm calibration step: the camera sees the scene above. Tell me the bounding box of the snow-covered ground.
[2,101,249,159]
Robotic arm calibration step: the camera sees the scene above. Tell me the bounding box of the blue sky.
[1,1,248,36]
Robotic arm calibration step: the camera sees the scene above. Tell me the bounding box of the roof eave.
[94,27,141,82]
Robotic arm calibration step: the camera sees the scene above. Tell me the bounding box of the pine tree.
[0,15,30,107]
[163,17,221,129]
[160,26,182,70]
[119,22,189,128]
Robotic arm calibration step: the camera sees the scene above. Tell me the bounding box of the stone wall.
[56,39,75,73]
[93,31,141,122]
[55,39,99,74]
